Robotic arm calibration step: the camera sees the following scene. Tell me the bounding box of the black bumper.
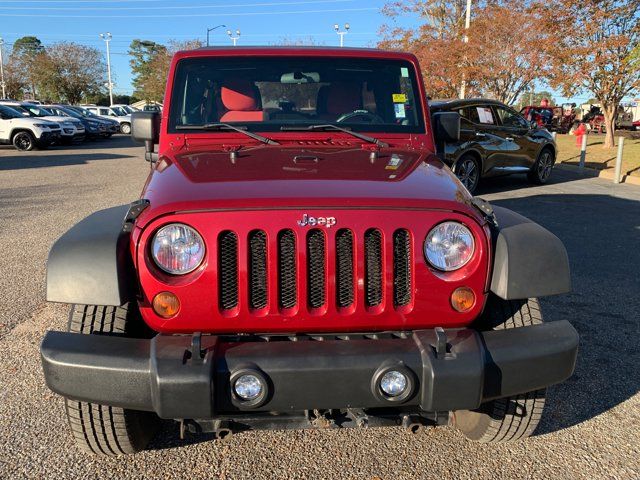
[41,321,578,420]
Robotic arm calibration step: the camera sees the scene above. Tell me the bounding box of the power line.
[1,0,355,11]
[0,6,377,18]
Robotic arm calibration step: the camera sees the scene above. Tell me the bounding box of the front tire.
[528,148,555,185]
[12,131,36,151]
[454,154,481,194]
[120,122,131,134]
[453,296,546,443]
[64,304,160,455]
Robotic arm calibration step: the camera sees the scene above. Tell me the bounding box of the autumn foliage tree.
[379,0,544,104]
[537,0,639,148]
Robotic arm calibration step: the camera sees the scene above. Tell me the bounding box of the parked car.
[43,104,109,139]
[67,106,120,136]
[41,47,578,455]
[634,120,640,131]
[81,105,131,134]
[0,101,85,144]
[0,104,61,151]
[430,98,557,193]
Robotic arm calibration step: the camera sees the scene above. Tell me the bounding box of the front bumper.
[41,321,578,420]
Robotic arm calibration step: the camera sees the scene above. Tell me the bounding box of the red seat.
[219,80,264,122]
[316,83,362,120]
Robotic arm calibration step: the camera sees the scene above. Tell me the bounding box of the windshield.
[0,105,24,119]
[120,105,137,114]
[69,106,93,117]
[111,106,127,116]
[169,56,424,134]
[56,107,82,119]
[24,105,54,117]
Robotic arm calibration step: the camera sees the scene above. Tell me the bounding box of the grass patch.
[555,134,640,177]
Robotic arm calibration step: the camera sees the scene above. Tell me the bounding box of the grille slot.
[307,229,326,309]
[364,229,383,307]
[335,229,355,308]
[218,231,239,310]
[278,229,297,309]
[248,230,268,310]
[393,229,412,307]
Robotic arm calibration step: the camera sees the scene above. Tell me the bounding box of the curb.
[557,163,640,186]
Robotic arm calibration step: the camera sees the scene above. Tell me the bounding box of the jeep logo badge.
[297,214,336,228]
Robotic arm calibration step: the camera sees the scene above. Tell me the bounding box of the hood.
[138,145,480,227]
[40,115,77,124]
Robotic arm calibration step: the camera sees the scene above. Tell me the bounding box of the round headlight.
[152,223,205,274]
[425,222,474,271]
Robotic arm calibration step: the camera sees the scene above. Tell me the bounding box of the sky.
[0,0,394,96]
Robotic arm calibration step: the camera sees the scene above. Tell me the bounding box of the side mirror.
[432,111,461,143]
[131,111,160,162]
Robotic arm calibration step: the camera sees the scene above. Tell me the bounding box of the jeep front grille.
[218,231,239,311]
[214,227,414,314]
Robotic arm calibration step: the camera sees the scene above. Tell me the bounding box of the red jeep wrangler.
[41,47,578,455]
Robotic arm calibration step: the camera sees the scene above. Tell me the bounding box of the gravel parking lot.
[0,137,638,479]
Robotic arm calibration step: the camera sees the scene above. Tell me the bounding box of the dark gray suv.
[430,98,557,193]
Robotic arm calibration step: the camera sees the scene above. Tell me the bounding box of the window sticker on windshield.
[392,93,407,103]
[477,107,494,124]
[400,67,409,78]
[385,154,403,170]
[394,103,406,119]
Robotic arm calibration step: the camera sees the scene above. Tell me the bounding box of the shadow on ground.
[0,152,134,170]
[489,193,640,436]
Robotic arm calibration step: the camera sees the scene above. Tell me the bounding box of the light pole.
[207,24,226,46]
[459,0,471,99]
[99,32,114,105]
[0,38,6,99]
[334,23,350,47]
[227,29,241,46]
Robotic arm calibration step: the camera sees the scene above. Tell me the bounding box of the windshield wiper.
[176,122,279,145]
[280,124,388,147]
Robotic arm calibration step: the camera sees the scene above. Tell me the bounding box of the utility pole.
[227,29,241,46]
[334,23,350,47]
[459,0,472,99]
[207,24,226,46]
[99,32,114,105]
[0,38,6,99]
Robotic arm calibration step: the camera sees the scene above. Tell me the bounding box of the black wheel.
[454,154,480,194]
[120,122,131,134]
[453,295,546,443]
[12,131,36,151]
[528,148,555,184]
[64,304,160,455]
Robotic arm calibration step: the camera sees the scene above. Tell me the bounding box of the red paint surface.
[134,47,492,334]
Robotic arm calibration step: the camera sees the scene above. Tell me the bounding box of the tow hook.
[307,409,336,429]
[402,415,425,434]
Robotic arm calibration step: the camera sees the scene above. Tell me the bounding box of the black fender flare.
[46,200,149,306]
[489,205,571,300]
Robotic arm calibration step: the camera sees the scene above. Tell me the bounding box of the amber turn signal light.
[451,287,475,312]
[153,292,180,318]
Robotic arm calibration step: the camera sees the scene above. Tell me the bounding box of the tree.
[378,0,544,104]
[8,36,44,98]
[130,39,202,102]
[378,0,470,98]
[537,0,640,147]
[129,40,167,99]
[33,42,106,104]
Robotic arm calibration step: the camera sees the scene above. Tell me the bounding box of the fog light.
[152,292,180,318]
[451,286,475,312]
[380,370,408,397]
[233,374,263,400]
